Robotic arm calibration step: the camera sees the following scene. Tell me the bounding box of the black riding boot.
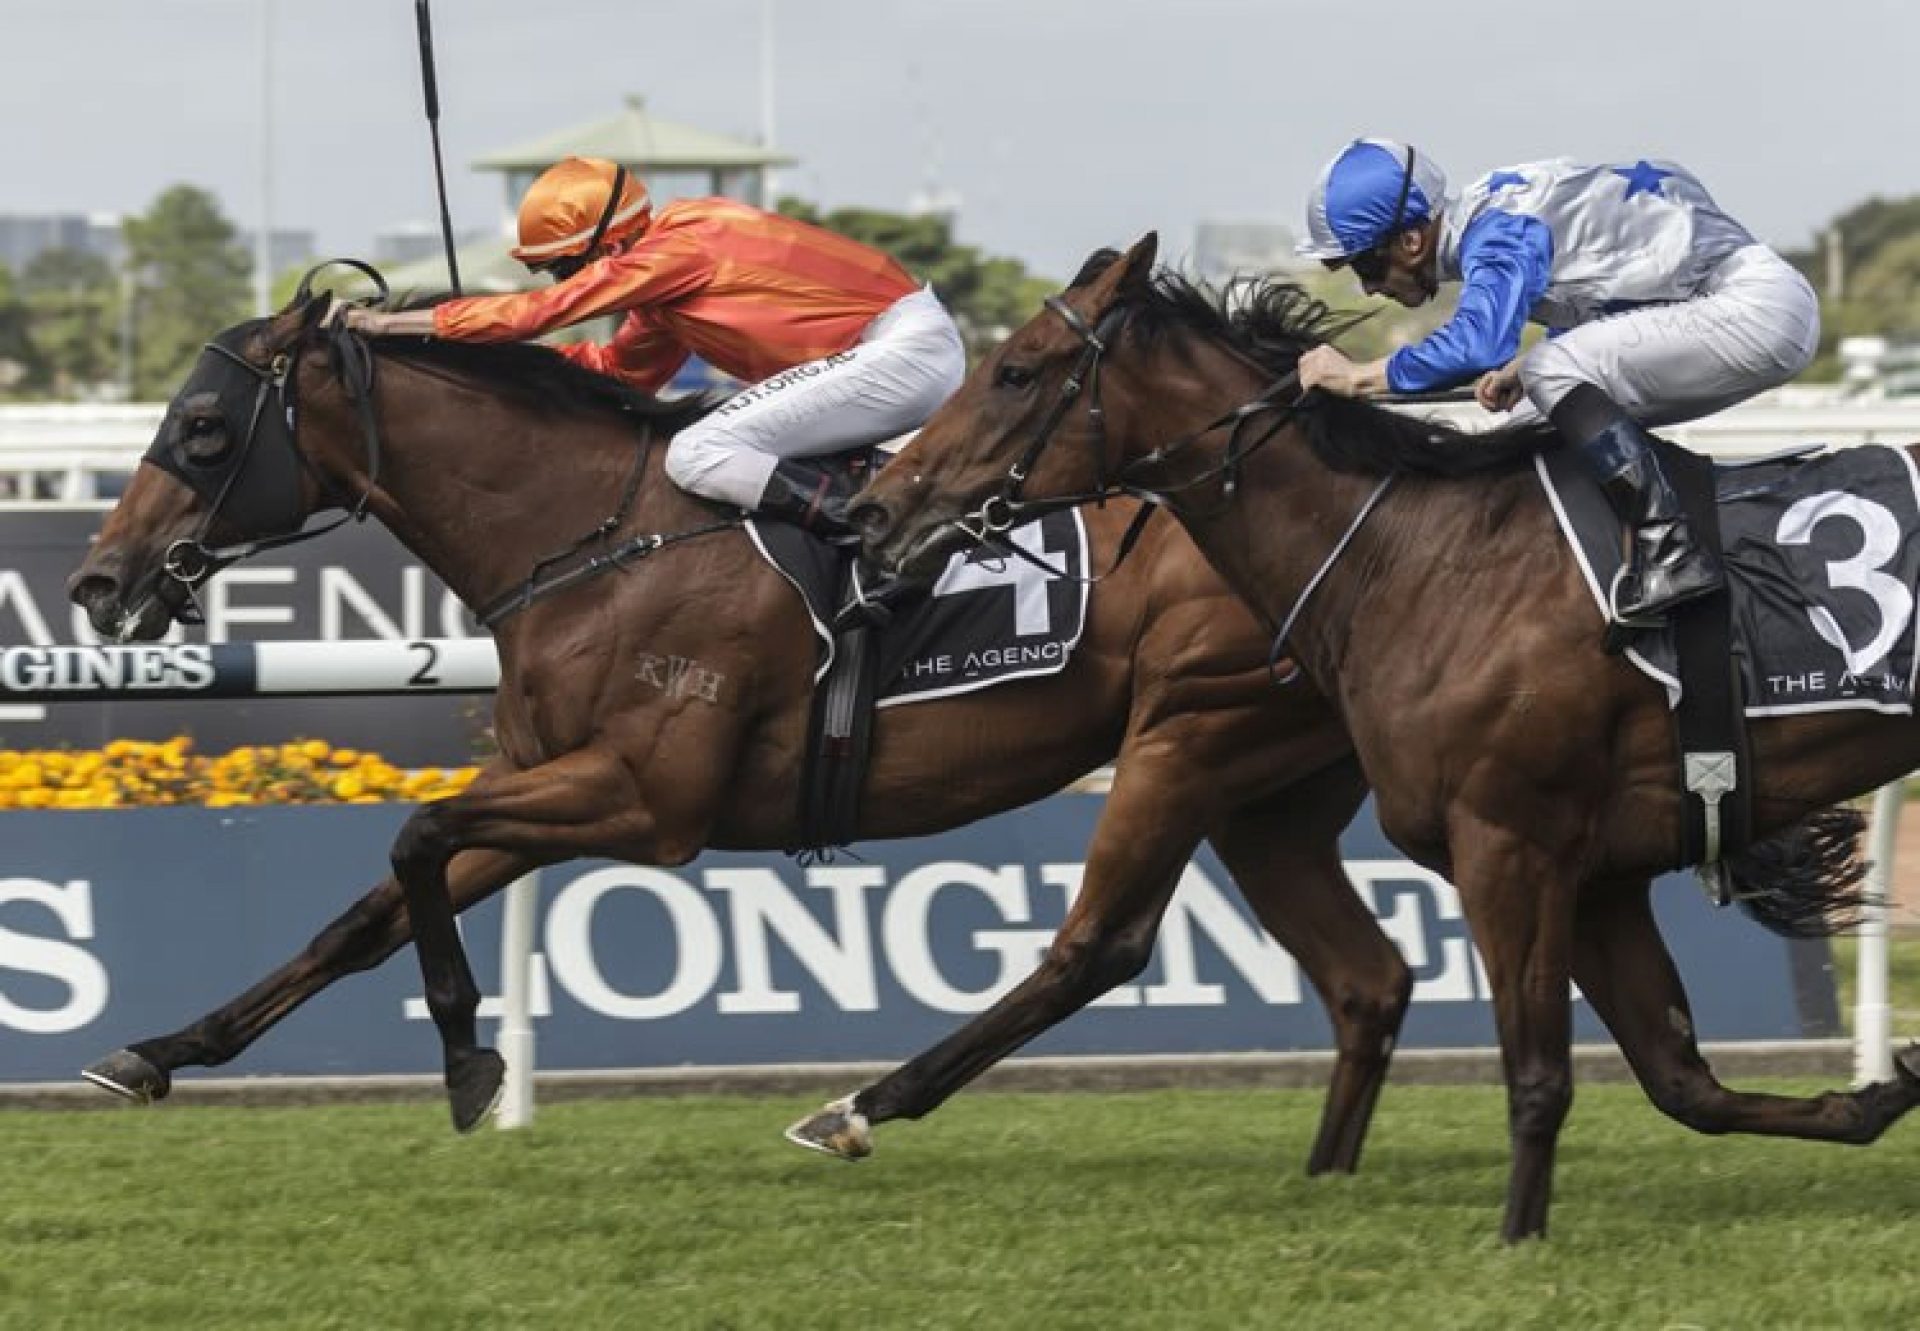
[1550,385,1724,626]
[754,460,919,629]
[755,458,861,541]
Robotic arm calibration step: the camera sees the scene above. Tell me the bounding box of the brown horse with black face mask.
[852,235,1920,1242]
[67,280,1409,1174]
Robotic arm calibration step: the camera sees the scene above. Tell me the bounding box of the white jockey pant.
[664,285,967,509]
[1519,245,1821,428]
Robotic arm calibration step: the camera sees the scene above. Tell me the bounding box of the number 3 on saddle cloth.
[746,451,1091,852]
[1540,436,1920,882]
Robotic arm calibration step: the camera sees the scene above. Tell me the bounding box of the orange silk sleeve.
[432,235,716,343]
[555,313,691,393]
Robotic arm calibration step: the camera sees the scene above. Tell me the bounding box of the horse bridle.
[953,285,1395,687]
[153,262,390,611]
[953,291,1304,577]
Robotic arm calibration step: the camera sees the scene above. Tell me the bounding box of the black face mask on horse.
[123,265,389,628]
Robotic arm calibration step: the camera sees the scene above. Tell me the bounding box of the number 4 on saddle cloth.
[748,451,1091,852]
[1541,437,1920,885]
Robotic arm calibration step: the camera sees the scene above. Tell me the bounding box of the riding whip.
[414,0,462,294]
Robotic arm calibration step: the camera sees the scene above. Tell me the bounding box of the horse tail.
[1726,805,1875,939]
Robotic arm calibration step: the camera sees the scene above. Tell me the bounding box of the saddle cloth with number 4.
[1538,442,1920,715]
[746,507,1091,707]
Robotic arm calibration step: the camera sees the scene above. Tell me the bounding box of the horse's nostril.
[67,573,119,610]
[848,501,891,543]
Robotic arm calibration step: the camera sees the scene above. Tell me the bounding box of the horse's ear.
[1116,232,1158,292]
[299,294,332,331]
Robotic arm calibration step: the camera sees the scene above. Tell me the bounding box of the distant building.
[0,213,122,272]
[1839,336,1920,397]
[374,223,489,269]
[0,215,311,280]
[237,227,317,276]
[1192,220,1308,285]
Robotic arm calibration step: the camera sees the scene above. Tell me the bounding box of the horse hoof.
[784,1095,873,1161]
[1894,1044,1920,1086]
[446,1048,506,1134]
[80,1049,171,1104]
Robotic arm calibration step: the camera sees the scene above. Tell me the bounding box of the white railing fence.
[6,393,1920,505]
[0,637,542,1130]
[1859,782,1906,1085]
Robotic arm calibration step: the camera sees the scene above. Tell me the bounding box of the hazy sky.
[4,0,1916,279]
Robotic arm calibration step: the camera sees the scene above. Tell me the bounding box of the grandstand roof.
[472,96,795,173]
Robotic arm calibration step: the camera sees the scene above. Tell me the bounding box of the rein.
[953,286,1413,683]
[473,432,744,628]
[154,260,745,631]
[950,295,1303,588]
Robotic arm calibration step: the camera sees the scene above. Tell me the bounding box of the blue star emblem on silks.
[1485,170,1529,195]
[1613,160,1672,200]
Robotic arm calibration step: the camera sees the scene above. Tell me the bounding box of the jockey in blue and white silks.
[1294,137,1821,633]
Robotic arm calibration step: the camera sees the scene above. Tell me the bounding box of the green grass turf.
[1830,932,1920,1034]
[4,1085,1919,1330]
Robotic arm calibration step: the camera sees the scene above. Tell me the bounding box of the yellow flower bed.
[0,738,481,810]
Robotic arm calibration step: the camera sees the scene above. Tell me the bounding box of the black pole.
[415,0,461,294]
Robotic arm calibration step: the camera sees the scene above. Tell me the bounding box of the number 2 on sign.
[408,640,441,687]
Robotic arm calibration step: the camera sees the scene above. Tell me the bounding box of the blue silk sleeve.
[1385,212,1553,393]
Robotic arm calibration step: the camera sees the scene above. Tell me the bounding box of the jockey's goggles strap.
[580,166,630,261]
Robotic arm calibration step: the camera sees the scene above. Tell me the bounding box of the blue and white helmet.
[1298,137,1449,262]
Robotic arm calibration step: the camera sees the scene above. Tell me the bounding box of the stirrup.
[1604,567,1664,628]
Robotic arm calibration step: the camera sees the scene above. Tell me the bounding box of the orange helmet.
[510,156,652,265]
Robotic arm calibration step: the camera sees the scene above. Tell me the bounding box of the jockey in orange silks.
[346,156,966,544]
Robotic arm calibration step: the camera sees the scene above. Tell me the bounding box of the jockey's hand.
[332,306,436,338]
[1298,346,1387,399]
[1475,360,1526,413]
[339,307,388,335]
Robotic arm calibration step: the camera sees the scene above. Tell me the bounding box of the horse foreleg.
[82,848,532,1105]
[1575,878,1920,1143]
[1448,809,1579,1243]
[1209,758,1409,1176]
[389,747,659,1132]
[787,759,1198,1160]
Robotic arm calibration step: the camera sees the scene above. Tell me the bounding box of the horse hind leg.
[81,846,532,1105]
[1207,759,1410,1176]
[1575,878,1920,1144]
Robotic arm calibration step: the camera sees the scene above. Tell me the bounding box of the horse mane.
[1071,251,1555,479]
[341,291,717,437]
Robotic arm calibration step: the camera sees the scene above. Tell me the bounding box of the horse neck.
[1132,342,1390,669]
[304,358,710,617]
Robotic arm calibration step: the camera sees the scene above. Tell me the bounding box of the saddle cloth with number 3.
[1537,441,1920,715]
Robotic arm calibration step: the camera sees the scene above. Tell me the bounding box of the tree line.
[6,183,1920,402]
[0,185,251,400]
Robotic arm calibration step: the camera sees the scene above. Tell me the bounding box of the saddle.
[748,451,1092,855]
[1541,436,1920,893]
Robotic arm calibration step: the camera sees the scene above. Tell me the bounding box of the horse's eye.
[995,364,1036,390]
[180,415,231,465]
